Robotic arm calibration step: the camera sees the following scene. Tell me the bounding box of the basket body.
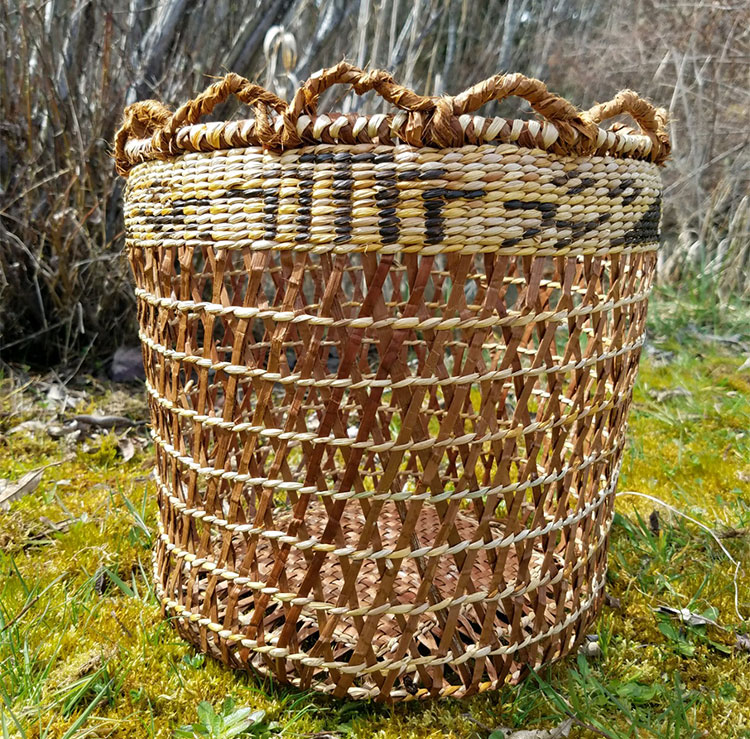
[125,139,661,700]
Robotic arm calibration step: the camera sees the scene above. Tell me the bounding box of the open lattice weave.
[117,62,668,701]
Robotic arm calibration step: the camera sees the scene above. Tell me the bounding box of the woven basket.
[115,63,669,701]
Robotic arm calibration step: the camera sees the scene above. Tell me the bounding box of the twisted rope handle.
[114,63,670,174]
[114,73,288,175]
[585,89,670,158]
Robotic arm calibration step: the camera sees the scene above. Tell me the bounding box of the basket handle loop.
[288,62,436,115]
[114,73,288,175]
[114,100,172,174]
[584,90,670,159]
[163,72,288,134]
[281,61,436,146]
[438,73,598,147]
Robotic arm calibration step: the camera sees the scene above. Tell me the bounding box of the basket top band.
[114,61,670,176]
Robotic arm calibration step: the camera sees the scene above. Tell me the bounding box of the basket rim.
[120,114,662,174]
[114,61,671,175]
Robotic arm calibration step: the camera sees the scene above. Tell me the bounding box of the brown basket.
[115,62,669,701]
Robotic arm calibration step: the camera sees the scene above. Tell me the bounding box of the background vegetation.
[1,1,749,737]
[1,0,748,365]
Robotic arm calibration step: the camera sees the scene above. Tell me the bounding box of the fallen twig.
[72,414,141,429]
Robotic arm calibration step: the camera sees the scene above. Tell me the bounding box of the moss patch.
[1,290,750,738]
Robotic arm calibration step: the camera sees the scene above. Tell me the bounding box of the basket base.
[155,500,606,700]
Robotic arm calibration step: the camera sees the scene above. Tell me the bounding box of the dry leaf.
[491,720,573,739]
[735,633,750,653]
[655,606,719,627]
[38,516,75,533]
[23,517,76,547]
[46,383,66,406]
[118,437,136,462]
[0,466,47,511]
[649,386,692,402]
[47,421,81,439]
[7,420,47,435]
[73,414,137,430]
[644,347,675,367]
[605,592,622,610]
[690,330,744,347]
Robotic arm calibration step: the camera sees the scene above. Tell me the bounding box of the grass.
[1,284,749,738]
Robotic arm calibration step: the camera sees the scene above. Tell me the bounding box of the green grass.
[1,284,749,738]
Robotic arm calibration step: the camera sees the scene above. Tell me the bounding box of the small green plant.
[656,606,733,657]
[174,698,273,738]
[182,653,205,669]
